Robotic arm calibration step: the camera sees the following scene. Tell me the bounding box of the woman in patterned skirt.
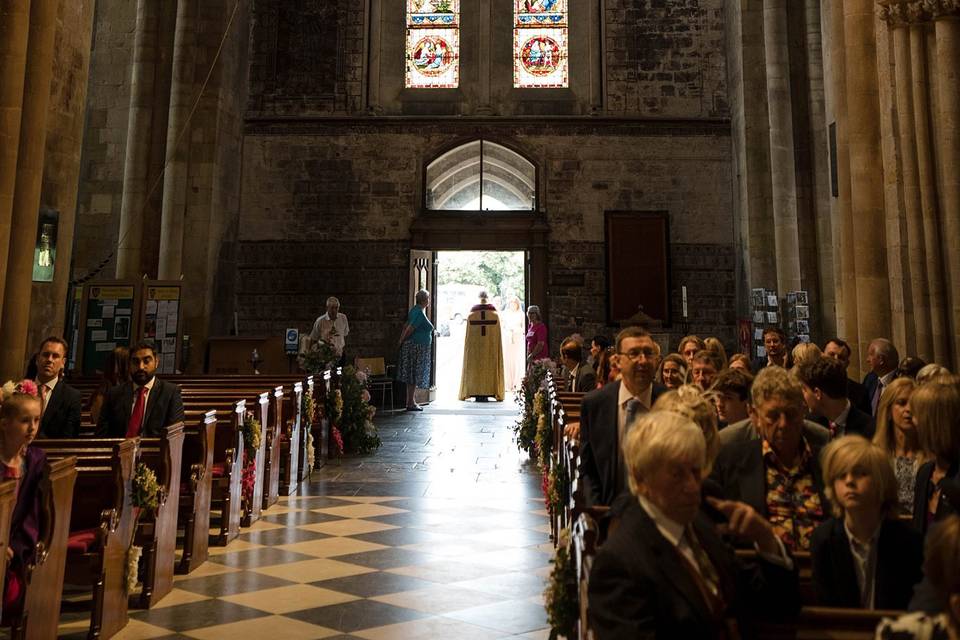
[398,289,434,411]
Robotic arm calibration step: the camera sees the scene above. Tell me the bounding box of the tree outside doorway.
[435,251,526,402]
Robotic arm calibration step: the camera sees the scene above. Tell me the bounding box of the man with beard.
[98,341,184,437]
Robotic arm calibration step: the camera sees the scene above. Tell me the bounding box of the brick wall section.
[605,0,728,117]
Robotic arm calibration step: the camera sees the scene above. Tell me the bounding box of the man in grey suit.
[98,341,185,438]
[560,338,596,393]
[579,326,667,507]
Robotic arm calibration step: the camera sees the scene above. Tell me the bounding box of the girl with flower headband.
[0,379,46,621]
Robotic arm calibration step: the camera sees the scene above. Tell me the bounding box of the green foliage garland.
[302,341,339,374]
[544,528,578,640]
[533,390,551,473]
[514,360,554,455]
[242,411,261,453]
[329,366,381,455]
[131,462,160,512]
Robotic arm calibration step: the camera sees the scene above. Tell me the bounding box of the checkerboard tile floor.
[54,402,552,639]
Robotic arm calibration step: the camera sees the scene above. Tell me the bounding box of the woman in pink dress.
[525,305,549,367]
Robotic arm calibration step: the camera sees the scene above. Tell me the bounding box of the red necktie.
[126,387,147,437]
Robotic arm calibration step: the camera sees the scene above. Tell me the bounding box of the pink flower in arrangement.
[241,456,257,502]
[17,380,38,397]
[541,471,550,509]
[361,389,371,403]
[331,425,345,457]
[355,371,368,384]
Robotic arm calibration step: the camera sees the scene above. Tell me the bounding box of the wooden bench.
[2,459,76,639]
[278,381,303,495]
[0,478,16,623]
[176,411,216,573]
[34,439,137,640]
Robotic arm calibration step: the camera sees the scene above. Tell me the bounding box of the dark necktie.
[127,387,147,437]
[871,380,884,415]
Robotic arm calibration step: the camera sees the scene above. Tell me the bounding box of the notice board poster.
[142,282,182,374]
[80,283,138,374]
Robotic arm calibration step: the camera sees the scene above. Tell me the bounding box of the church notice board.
[78,282,139,374]
[604,211,671,326]
[140,281,183,375]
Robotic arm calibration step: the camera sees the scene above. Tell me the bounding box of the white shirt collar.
[833,400,852,426]
[136,377,157,393]
[618,380,653,410]
[879,370,897,386]
[637,494,686,548]
[37,376,59,393]
[843,520,880,549]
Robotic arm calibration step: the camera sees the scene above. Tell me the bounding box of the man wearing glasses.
[579,326,667,507]
[710,366,829,552]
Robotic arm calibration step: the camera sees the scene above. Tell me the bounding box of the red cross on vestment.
[470,311,497,336]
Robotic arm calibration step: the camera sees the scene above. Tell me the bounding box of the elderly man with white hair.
[309,296,350,363]
[588,410,799,639]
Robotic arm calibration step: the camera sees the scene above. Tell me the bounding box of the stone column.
[933,5,960,367]
[763,0,802,294]
[367,0,382,112]
[0,0,58,379]
[844,0,891,361]
[0,0,32,318]
[158,0,197,279]
[910,19,950,364]
[117,0,161,278]
[890,11,931,357]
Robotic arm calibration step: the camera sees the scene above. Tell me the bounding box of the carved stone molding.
[877,0,943,23]
[923,0,960,18]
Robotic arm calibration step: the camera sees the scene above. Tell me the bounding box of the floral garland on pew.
[240,411,261,510]
[544,526,578,640]
[127,462,161,592]
[303,387,316,473]
[513,359,556,455]
[323,366,380,455]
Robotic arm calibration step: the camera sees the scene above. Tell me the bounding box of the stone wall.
[237,122,734,360]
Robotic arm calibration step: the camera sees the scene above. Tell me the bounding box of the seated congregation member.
[97,341,185,438]
[560,338,596,393]
[33,336,81,438]
[709,367,753,429]
[873,378,925,516]
[811,436,922,610]
[579,326,666,507]
[796,356,875,439]
[881,516,960,638]
[704,337,728,370]
[916,363,951,385]
[678,335,706,371]
[909,381,960,537]
[589,411,799,639]
[898,356,927,380]
[790,341,822,374]
[595,347,619,388]
[655,353,686,390]
[824,337,872,414]
[728,353,752,373]
[710,366,828,551]
[864,338,900,416]
[589,335,611,372]
[752,327,792,373]
[88,346,130,425]
[690,350,721,391]
[0,381,46,620]
[652,386,720,475]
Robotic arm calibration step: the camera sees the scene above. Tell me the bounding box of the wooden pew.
[35,439,137,640]
[0,478,16,623]
[176,411,216,573]
[261,387,284,510]
[134,424,184,608]
[6,458,77,640]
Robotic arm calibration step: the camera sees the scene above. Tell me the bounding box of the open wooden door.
[409,250,437,403]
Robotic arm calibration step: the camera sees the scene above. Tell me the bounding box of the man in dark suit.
[751,326,792,373]
[33,336,81,438]
[559,338,596,393]
[824,338,871,414]
[710,366,829,551]
[863,338,899,416]
[579,326,666,507]
[589,411,799,638]
[97,341,184,438]
[796,356,875,439]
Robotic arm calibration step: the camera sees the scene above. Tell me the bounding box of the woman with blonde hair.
[910,381,960,535]
[873,377,924,515]
[704,337,728,371]
[811,435,923,609]
[916,363,950,385]
[652,385,720,475]
[729,353,752,373]
[790,341,822,372]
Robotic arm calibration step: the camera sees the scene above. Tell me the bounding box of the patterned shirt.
[876,612,950,640]
[894,455,920,516]
[763,438,825,552]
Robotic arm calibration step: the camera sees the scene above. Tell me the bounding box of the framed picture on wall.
[604,211,671,326]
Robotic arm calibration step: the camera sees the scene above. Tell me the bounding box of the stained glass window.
[406,0,459,89]
[514,0,568,88]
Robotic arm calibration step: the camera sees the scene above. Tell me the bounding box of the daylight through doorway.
[435,251,526,403]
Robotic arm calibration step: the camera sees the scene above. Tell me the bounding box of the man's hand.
[706,497,780,555]
[564,422,580,440]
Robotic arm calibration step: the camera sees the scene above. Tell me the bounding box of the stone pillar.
[763,0,803,294]
[933,8,960,367]
[844,0,891,362]
[0,0,32,319]
[367,0,382,112]
[158,0,197,280]
[910,21,950,364]
[0,0,58,379]
[117,0,161,278]
[891,14,931,357]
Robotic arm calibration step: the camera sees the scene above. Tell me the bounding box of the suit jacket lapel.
[120,382,134,431]
[740,442,767,515]
[41,381,62,431]
[830,518,861,605]
[141,380,161,433]
[605,382,622,501]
